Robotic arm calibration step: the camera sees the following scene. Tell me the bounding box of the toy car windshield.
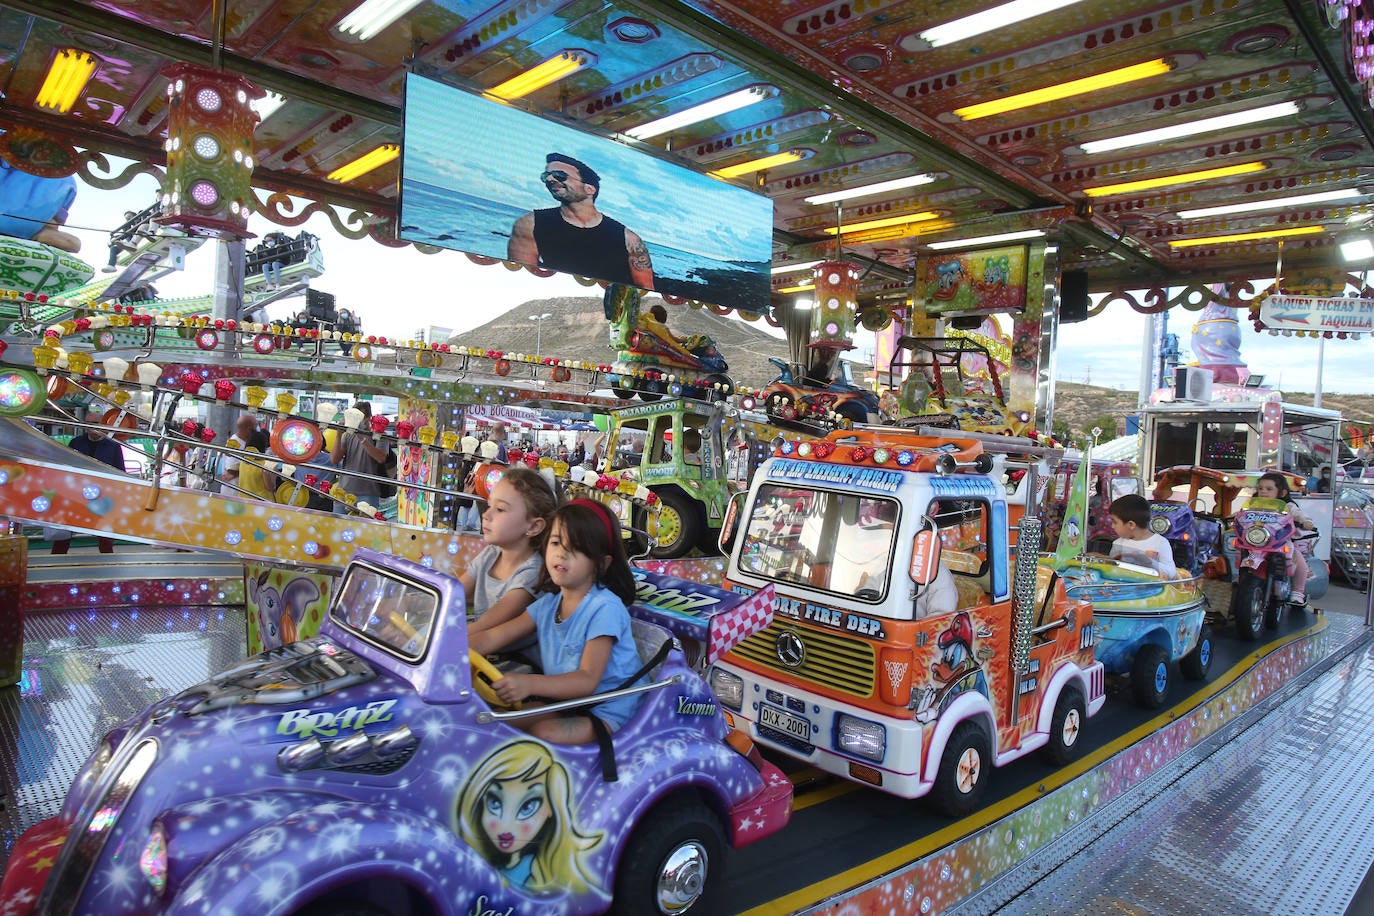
[330,562,440,661]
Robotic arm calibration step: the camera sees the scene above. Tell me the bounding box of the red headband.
[567,498,616,545]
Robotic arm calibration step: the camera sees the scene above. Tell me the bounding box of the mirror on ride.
[719,491,746,554]
[910,527,942,586]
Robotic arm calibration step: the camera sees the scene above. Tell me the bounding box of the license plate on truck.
[759,704,810,742]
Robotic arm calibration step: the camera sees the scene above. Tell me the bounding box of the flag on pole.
[1054,443,1093,566]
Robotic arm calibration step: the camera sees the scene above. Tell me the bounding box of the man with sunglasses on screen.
[508,153,655,290]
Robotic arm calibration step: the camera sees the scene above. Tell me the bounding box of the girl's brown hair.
[538,499,636,605]
[1258,471,1293,500]
[495,466,557,549]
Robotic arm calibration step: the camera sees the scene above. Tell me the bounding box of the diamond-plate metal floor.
[0,605,245,859]
[966,630,1374,915]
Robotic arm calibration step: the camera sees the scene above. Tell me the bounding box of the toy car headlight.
[709,668,744,710]
[1244,527,1270,547]
[835,714,886,762]
[1149,516,1170,534]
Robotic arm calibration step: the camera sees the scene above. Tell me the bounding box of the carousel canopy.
[2,0,1372,304]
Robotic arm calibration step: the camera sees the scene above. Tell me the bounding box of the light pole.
[529,312,552,359]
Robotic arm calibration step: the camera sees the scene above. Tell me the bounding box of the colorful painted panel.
[917,245,1028,316]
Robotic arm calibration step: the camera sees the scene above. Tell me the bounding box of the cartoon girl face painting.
[457,740,603,896]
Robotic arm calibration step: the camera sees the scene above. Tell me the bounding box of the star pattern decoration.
[11,559,791,915]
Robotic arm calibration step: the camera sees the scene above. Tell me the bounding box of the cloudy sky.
[62,167,1374,397]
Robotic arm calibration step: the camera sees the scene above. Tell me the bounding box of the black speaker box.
[1060,270,1089,323]
[306,288,337,320]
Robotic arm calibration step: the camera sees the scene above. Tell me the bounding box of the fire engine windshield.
[332,564,440,661]
[739,484,899,600]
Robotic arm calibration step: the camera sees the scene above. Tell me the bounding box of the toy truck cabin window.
[332,563,440,661]
[739,484,900,600]
[930,499,990,576]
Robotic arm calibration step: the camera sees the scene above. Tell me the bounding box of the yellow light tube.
[36,49,96,114]
[777,282,814,293]
[489,51,594,100]
[1083,162,1267,197]
[954,58,1173,120]
[711,151,805,179]
[822,211,941,236]
[327,144,400,183]
[1167,225,1326,248]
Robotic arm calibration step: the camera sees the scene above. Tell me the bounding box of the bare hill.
[448,301,1374,434]
[1052,382,1374,441]
[446,296,789,389]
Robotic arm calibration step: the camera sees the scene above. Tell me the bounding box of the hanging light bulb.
[101,356,129,383]
[136,362,163,391]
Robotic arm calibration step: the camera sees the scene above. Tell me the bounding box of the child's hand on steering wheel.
[493,672,534,706]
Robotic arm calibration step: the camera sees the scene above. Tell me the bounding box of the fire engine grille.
[730,621,876,698]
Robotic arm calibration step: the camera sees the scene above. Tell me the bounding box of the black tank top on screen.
[532,208,633,285]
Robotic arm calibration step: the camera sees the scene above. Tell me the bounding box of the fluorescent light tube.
[36,49,96,114]
[336,0,425,42]
[1177,189,1361,219]
[489,51,595,100]
[954,59,1172,120]
[927,230,1045,250]
[804,174,936,205]
[327,144,400,183]
[1083,162,1267,197]
[771,260,824,275]
[917,0,1087,49]
[823,212,941,236]
[712,150,804,179]
[1168,226,1326,248]
[627,85,777,141]
[1341,236,1374,261]
[1080,101,1300,154]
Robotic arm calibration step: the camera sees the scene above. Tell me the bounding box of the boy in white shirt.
[1108,494,1178,578]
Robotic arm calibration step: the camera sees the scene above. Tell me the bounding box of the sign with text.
[1258,294,1374,333]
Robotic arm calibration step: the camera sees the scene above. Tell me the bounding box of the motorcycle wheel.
[1233,571,1264,641]
[1263,555,1288,629]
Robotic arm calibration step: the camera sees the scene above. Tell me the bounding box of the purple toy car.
[2,548,790,915]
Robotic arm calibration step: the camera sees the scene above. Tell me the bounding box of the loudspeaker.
[1060,270,1089,323]
[1174,366,1214,402]
[949,314,984,330]
[306,289,337,321]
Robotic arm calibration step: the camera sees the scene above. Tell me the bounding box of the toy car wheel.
[1233,572,1264,641]
[702,372,733,399]
[637,377,665,402]
[931,720,990,817]
[1040,686,1085,765]
[650,489,703,560]
[1181,625,1214,681]
[1131,643,1170,709]
[611,796,725,915]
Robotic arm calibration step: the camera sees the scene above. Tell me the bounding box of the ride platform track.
[0,577,1367,914]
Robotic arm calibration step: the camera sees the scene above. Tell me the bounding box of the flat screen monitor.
[399,73,774,313]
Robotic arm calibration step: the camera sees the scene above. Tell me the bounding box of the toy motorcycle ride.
[1148,500,1224,577]
[1228,497,1324,639]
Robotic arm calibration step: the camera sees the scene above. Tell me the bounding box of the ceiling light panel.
[1078,101,1301,154]
[1177,188,1361,219]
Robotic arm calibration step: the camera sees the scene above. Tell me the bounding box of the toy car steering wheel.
[469,650,521,710]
